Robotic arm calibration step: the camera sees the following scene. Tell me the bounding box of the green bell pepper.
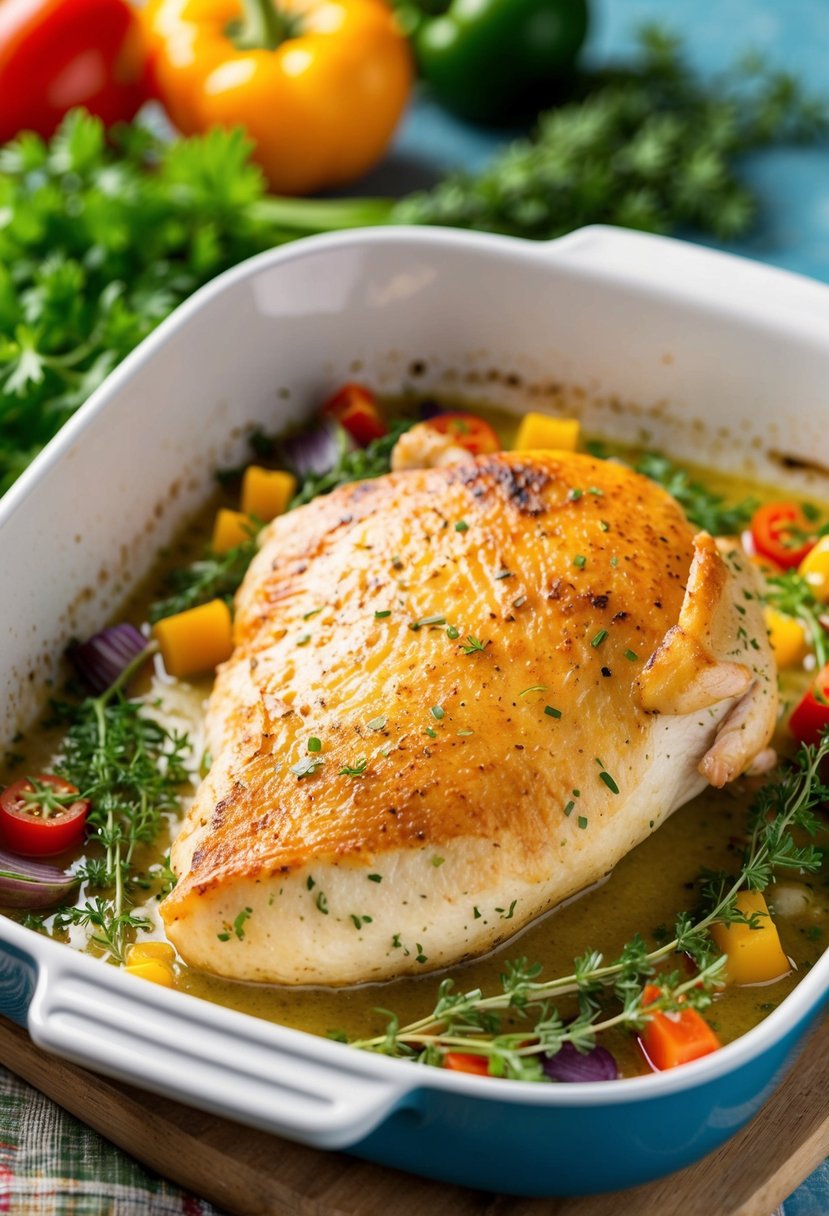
[400,0,589,124]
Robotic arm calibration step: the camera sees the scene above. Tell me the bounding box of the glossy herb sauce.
[4,409,829,1078]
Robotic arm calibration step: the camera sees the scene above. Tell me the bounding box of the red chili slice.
[751,502,817,569]
[322,384,387,446]
[425,412,500,457]
[0,775,89,857]
[789,663,829,748]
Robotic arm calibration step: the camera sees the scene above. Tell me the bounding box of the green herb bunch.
[396,27,827,239]
[352,737,829,1077]
[46,647,191,961]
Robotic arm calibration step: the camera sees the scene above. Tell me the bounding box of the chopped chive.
[624,649,639,661]
[455,520,469,533]
[473,906,481,919]
[315,891,329,914]
[307,737,322,753]
[563,800,575,816]
[306,876,316,890]
[296,634,311,646]
[568,488,583,501]
[410,614,446,631]
[302,606,323,619]
[590,629,608,648]
[544,705,562,718]
[610,555,619,567]
[578,816,589,830]
[374,609,391,619]
[367,715,387,731]
[430,705,445,720]
[599,770,620,795]
[368,873,382,883]
[425,726,437,739]
[573,554,586,569]
[599,520,610,532]
[339,756,368,777]
[588,487,604,496]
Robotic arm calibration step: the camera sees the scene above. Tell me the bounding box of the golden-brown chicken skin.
[161,451,776,984]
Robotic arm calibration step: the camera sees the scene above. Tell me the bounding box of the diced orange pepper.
[126,941,176,966]
[443,1052,490,1076]
[240,467,297,522]
[764,607,809,669]
[798,536,829,604]
[709,891,790,986]
[153,598,233,678]
[124,959,174,987]
[513,413,580,452]
[212,508,255,556]
[638,984,721,1070]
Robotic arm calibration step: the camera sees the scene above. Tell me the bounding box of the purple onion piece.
[418,400,448,421]
[282,417,352,478]
[0,848,79,909]
[69,623,147,695]
[542,1041,619,1083]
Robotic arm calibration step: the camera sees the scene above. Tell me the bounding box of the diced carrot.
[709,891,790,986]
[212,508,255,556]
[153,598,233,679]
[240,467,297,522]
[513,413,579,452]
[443,1052,490,1076]
[638,983,721,1071]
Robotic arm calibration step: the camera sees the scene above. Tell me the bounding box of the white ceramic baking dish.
[2,225,829,1197]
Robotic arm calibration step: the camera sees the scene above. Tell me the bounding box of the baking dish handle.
[27,959,410,1149]
[540,224,829,326]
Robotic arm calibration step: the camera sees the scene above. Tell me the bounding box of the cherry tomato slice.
[322,384,387,447]
[0,775,89,857]
[443,1052,490,1076]
[789,663,829,748]
[751,502,817,569]
[425,412,500,457]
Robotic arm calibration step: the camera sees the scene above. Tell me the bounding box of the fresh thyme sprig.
[148,533,260,624]
[634,452,758,535]
[765,570,829,669]
[49,644,192,962]
[353,737,829,1076]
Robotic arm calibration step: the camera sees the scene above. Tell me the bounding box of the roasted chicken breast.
[161,451,776,984]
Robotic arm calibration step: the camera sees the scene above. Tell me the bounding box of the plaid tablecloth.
[0,1066,224,1216]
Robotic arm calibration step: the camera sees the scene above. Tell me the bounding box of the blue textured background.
[373,2,829,1209]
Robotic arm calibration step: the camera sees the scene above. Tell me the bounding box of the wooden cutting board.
[2,1013,829,1216]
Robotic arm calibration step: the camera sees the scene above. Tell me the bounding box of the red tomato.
[0,775,89,857]
[751,502,817,569]
[322,384,387,447]
[790,664,829,748]
[443,1052,490,1076]
[0,0,151,144]
[425,412,500,457]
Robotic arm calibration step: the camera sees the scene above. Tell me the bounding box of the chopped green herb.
[315,891,329,915]
[461,635,489,654]
[303,607,324,620]
[432,856,445,867]
[519,685,547,697]
[425,726,438,739]
[411,614,446,631]
[512,595,527,609]
[599,520,610,532]
[339,756,368,778]
[415,945,428,964]
[599,770,620,795]
[457,728,474,736]
[296,634,311,647]
[563,801,575,816]
[368,873,383,883]
[473,906,481,919]
[588,487,604,497]
[578,816,589,830]
[307,737,322,753]
[610,555,619,568]
[446,625,460,640]
[573,554,586,569]
[568,488,583,501]
[431,706,445,720]
[544,706,562,719]
[624,649,639,661]
[392,933,402,948]
[217,932,231,942]
[367,716,387,732]
[495,569,513,580]
[455,520,469,533]
[306,876,316,890]
[374,609,391,619]
[591,629,608,648]
[233,907,253,940]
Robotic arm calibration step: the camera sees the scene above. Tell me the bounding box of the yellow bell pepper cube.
[125,959,174,987]
[241,467,297,522]
[153,598,234,679]
[212,508,256,556]
[710,890,790,985]
[126,941,176,966]
[798,536,829,603]
[764,607,809,669]
[513,413,580,452]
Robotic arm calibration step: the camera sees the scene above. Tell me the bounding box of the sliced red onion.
[69,623,147,695]
[542,1041,619,1083]
[418,400,448,421]
[0,848,79,909]
[282,417,352,478]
